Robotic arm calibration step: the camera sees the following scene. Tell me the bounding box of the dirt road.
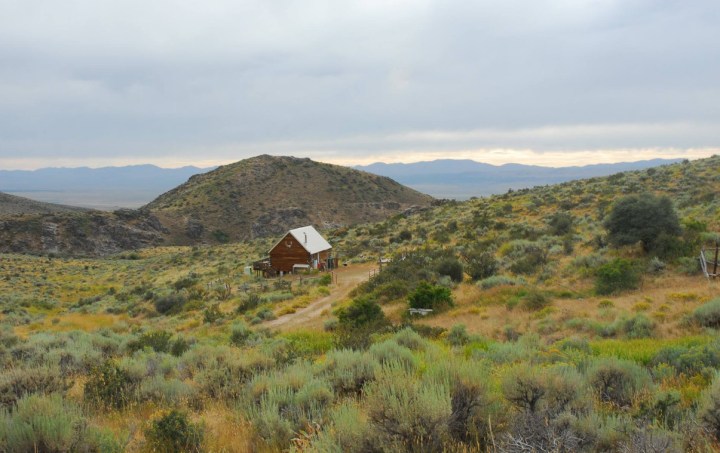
[265,263,375,331]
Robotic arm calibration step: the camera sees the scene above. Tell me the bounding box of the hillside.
[0,208,167,256]
[2,156,720,451]
[146,155,434,244]
[0,192,89,215]
[356,158,682,198]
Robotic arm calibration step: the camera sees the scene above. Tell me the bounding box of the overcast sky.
[1,0,719,169]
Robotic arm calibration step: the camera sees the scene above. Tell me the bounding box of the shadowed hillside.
[146,155,434,244]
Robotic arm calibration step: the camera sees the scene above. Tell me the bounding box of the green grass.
[589,335,714,365]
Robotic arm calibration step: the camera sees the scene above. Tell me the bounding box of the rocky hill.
[0,156,433,255]
[0,207,167,256]
[145,155,434,244]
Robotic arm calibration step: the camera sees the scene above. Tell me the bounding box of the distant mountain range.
[355,158,683,199]
[0,165,213,209]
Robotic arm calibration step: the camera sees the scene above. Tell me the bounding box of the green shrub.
[587,358,651,408]
[478,275,525,289]
[436,258,464,283]
[462,249,499,281]
[335,296,387,330]
[620,314,655,339]
[594,258,640,295]
[369,340,418,371]
[652,341,720,376]
[154,292,188,315]
[697,374,720,442]
[604,193,682,254]
[547,211,575,236]
[502,364,547,413]
[692,298,720,328]
[407,281,453,310]
[522,290,551,311]
[138,376,196,405]
[127,330,172,353]
[447,324,470,347]
[229,322,252,347]
[0,365,69,408]
[392,327,426,351]
[144,409,204,453]
[84,360,139,409]
[318,274,332,286]
[203,303,223,324]
[321,349,379,396]
[364,366,450,452]
[0,394,122,453]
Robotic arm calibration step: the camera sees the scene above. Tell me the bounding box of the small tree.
[604,194,682,254]
[437,258,464,283]
[595,258,640,295]
[408,282,453,310]
[336,296,386,330]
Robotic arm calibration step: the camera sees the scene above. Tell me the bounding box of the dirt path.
[265,263,375,331]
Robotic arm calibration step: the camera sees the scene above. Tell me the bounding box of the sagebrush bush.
[364,364,451,452]
[594,258,640,295]
[587,358,651,408]
[0,365,69,408]
[447,324,470,347]
[436,258,464,283]
[369,340,418,371]
[0,393,121,452]
[145,409,204,453]
[478,275,525,289]
[319,349,377,397]
[84,360,140,409]
[392,327,426,351]
[698,374,720,441]
[692,298,720,328]
[154,292,188,314]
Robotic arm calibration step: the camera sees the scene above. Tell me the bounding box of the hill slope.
[146,155,434,244]
[0,192,89,216]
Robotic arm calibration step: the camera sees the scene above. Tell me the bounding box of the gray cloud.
[0,0,718,167]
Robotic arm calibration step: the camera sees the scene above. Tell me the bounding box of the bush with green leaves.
[320,349,379,396]
[154,292,188,315]
[604,193,682,254]
[587,358,651,408]
[522,290,551,311]
[0,394,122,453]
[691,298,720,328]
[462,249,499,281]
[84,360,140,409]
[436,258,464,283]
[594,258,640,295]
[652,341,720,377]
[697,374,720,442]
[144,409,204,453]
[364,364,451,452]
[335,296,387,330]
[447,324,470,347]
[547,211,575,236]
[407,281,453,310]
[127,330,172,353]
[0,365,69,408]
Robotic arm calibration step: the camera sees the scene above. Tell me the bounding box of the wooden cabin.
[265,226,332,274]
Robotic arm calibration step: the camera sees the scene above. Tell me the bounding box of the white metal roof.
[283,225,332,255]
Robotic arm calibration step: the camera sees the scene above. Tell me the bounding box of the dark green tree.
[604,194,681,253]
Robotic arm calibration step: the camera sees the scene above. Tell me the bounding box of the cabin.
[254,226,333,276]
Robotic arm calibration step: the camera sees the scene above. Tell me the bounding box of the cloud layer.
[1,0,718,168]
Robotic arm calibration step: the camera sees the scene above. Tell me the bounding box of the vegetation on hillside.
[0,156,719,451]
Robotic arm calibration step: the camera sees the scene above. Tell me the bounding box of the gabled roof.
[270,225,332,255]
